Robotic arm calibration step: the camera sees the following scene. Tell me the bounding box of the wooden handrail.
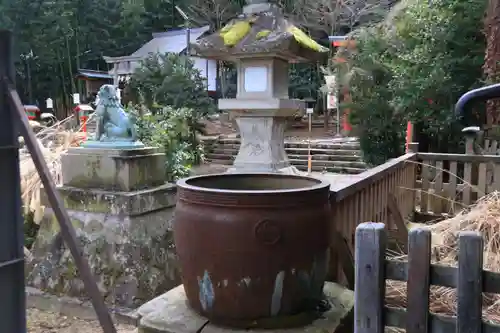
[331,153,417,201]
[328,153,417,284]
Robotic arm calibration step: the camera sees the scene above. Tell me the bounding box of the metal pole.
[0,30,26,333]
[336,107,340,136]
[7,84,118,333]
[186,22,191,58]
[307,109,312,174]
[3,30,117,333]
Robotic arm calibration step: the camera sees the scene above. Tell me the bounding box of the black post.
[0,30,27,333]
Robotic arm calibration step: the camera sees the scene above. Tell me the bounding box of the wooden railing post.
[0,30,26,333]
[355,222,386,333]
[457,232,483,333]
[407,142,419,153]
[406,228,431,333]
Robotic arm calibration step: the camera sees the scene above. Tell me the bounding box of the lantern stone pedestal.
[222,108,302,174]
[26,147,181,308]
[134,282,353,333]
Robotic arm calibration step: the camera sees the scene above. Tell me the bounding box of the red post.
[406,121,413,152]
[81,115,87,136]
[342,88,352,132]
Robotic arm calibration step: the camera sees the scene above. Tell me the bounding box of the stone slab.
[82,140,146,149]
[27,203,180,308]
[218,99,304,113]
[137,282,353,333]
[40,183,177,216]
[61,147,165,191]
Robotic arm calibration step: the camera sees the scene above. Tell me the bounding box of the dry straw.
[387,157,500,324]
[20,115,92,224]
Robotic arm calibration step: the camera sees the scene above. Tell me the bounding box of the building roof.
[76,69,112,80]
[131,25,211,57]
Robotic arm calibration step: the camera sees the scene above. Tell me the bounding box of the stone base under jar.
[134,282,353,333]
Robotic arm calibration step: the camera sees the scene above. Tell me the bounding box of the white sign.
[116,88,121,101]
[306,108,314,114]
[244,66,268,92]
[327,94,338,109]
[72,93,80,105]
[324,75,337,91]
[46,98,53,109]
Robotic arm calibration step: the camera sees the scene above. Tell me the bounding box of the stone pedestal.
[219,104,304,174]
[133,282,353,333]
[61,147,165,191]
[26,147,181,308]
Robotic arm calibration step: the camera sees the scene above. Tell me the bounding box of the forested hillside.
[0,0,390,110]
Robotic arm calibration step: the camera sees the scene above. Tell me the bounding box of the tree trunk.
[484,0,500,127]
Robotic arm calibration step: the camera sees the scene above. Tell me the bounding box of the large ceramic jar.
[174,173,331,326]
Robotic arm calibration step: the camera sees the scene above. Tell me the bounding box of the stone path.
[27,308,137,333]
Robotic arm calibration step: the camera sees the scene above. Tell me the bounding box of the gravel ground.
[27,308,137,333]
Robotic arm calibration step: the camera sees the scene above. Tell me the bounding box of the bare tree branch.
[184,0,242,30]
[286,0,393,34]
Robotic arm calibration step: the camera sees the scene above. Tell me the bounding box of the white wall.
[191,56,217,92]
[109,56,217,92]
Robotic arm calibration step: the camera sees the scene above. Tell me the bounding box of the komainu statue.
[83,84,143,148]
[94,84,136,141]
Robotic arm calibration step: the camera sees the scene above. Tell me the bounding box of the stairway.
[204,138,368,174]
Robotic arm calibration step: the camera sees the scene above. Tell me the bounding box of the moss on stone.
[220,21,251,46]
[255,29,271,39]
[288,26,329,52]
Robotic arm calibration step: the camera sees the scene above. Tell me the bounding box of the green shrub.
[336,0,486,165]
[130,104,203,181]
[128,52,216,118]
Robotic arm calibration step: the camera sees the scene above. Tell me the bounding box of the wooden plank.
[434,161,444,214]
[417,153,500,163]
[448,161,458,213]
[354,223,386,333]
[457,232,483,333]
[332,231,355,290]
[463,161,472,205]
[385,307,500,333]
[406,228,431,333]
[494,164,500,191]
[385,260,500,294]
[332,154,417,201]
[421,161,430,213]
[492,140,498,153]
[479,162,487,197]
[387,194,409,252]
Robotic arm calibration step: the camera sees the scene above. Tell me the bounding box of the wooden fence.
[416,145,500,216]
[328,152,417,285]
[355,222,500,333]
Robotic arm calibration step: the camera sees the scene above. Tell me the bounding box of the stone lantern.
[192,0,328,173]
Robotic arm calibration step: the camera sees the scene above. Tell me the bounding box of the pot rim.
[176,172,331,195]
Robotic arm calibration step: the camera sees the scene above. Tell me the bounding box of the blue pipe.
[455,83,500,122]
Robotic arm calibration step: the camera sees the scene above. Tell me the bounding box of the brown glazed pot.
[174,173,331,325]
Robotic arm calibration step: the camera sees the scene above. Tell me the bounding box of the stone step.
[205,158,367,173]
[205,153,366,165]
[205,158,233,165]
[210,142,361,151]
[295,164,366,174]
[206,153,235,161]
[208,148,361,158]
[287,154,366,164]
[216,138,360,149]
[288,159,367,169]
